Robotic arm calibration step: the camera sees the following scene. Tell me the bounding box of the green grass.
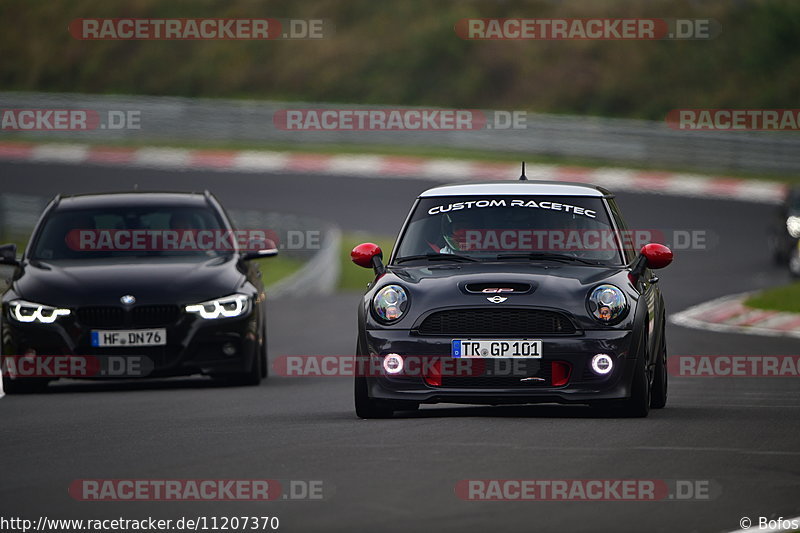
[338,233,396,291]
[256,255,305,288]
[2,1,799,123]
[745,283,800,314]
[6,134,800,182]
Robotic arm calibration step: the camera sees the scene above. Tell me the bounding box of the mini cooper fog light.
[591,353,614,375]
[383,353,404,374]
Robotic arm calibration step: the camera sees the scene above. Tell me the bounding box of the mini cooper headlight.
[9,300,71,323]
[372,285,408,323]
[587,284,627,323]
[185,293,251,319]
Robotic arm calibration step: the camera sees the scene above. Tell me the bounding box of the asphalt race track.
[0,161,799,533]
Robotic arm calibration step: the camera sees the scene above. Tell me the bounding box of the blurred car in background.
[0,191,277,393]
[768,185,800,268]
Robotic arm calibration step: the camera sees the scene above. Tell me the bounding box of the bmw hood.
[10,256,246,308]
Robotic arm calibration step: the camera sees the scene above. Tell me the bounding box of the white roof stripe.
[419,182,607,197]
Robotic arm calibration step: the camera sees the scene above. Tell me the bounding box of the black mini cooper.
[351,180,672,418]
[0,191,277,393]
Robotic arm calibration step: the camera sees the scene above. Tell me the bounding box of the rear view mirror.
[0,243,19,265]
[351,242,385,275]
[241,238,278,261]
[640,243,673,269]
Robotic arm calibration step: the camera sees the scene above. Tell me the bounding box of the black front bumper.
[2,311,259,379]
[362,328,639,405]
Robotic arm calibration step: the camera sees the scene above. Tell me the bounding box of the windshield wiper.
[394,253,478,264]
[494,252,602,266]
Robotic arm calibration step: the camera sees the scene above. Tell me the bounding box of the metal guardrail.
[0,193,341,296]
[2,91,800,174]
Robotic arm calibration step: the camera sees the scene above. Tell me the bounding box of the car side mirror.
[0,243,19,265]
[241,238,279,261]
[630,243,672,282]
[641,243,673,269]
[351,242,385,275]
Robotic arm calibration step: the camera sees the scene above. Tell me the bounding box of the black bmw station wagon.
[0,191,276,393]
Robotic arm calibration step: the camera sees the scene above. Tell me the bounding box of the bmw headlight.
[9,300,71,323]
[587,284,628,323]
[185,294,251,319]
[372,285,408,323]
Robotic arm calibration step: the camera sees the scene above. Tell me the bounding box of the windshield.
[30,205,231,260]
[393,195,625,266]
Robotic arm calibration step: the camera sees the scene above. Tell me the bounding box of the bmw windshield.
[29,205,233,261]
[393,195,626,266]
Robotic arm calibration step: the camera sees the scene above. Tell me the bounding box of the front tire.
[259,323,269,379]
[650,325,668,409]
[353,340,394,418]
[354,375,394,419]
[228,350,262,387]
[616,329,651,418]
[790,244,800,278]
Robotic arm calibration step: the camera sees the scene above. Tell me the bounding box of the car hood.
[10,256,246,308]
[368,262,640,330]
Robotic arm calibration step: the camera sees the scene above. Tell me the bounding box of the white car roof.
[419,181,610,198]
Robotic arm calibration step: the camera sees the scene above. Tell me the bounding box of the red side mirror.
[351,242,383,269]
[640,243,673,269]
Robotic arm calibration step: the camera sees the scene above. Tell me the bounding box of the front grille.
[417,308,576,336]
[132,305,180,326]
[77,305,180,328]
[441,360,553,388]
[77,307,124,328]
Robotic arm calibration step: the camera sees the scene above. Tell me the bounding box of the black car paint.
[1,192,270,384]
[355,185,667,407]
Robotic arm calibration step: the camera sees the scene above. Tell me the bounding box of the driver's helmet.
[441,212,470,252]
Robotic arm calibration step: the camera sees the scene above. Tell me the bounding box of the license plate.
[91,329,166,347]
[452,339,542,358]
